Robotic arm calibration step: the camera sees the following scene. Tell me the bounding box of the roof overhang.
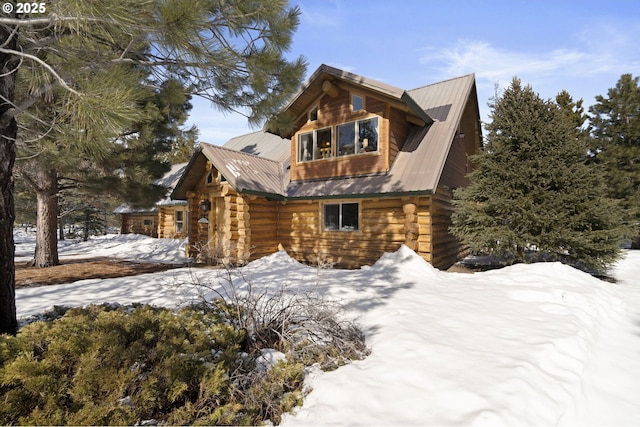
[270,64,433,137]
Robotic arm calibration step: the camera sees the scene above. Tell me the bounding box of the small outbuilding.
[115,163,188,238]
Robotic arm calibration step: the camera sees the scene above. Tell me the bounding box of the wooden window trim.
[297,126,333,163]
[321,201,360,232]
[351,93,364,112]
[308,105,319,122]
[336,116,379,157]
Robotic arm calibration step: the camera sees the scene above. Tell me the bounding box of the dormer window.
[337,117,379,157]
[352,94,364,111]
[298,127,333,162]
[309,105,318,122]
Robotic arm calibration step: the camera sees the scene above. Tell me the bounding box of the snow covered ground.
[13,231,640,426]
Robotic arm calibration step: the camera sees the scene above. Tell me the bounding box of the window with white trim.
[323,202,359,231]
[337,117,379,157]
[298,127,333,162]
[175,210,184,233]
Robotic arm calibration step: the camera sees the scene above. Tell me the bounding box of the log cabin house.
[170,65,482,269]
[115,163,188,238]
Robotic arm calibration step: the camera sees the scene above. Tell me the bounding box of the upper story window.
[352,94,364,111]
[309,105,318,122]
[337,117,379,157]
[298,127,333,162]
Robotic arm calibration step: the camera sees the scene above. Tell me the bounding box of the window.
[176,210,184,233]
[143,219,153,227]
[352,94,364,111]
[309,105,318,122]
[298,127,333,162]
[337,117,379,156]
[323,202,359,231]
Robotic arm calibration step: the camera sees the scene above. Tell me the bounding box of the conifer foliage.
[451,78,623,274]
[589,74,640,248]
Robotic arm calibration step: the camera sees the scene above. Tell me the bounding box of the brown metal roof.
[273,64,433,137]
[222,130,290,163]
[173,68,478,200]
[115,163,188,213]
[285,73,478,198]
[172,142,286,199]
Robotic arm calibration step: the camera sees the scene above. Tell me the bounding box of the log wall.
[120,213,157,237]
[277,197,413,268]
[157,206,187,239]
[180,166,464,269]
[247,196,279,259]
[428,187,464,269]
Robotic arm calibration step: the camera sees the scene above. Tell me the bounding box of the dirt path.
[15,259,186,288]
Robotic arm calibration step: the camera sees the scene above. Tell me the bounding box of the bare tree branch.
[0,47,80,96]
[0,15,100,26]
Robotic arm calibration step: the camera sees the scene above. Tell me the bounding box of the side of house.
[170,65,482,269]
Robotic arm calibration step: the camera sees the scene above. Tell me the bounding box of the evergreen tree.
[0,0,306,334]
[451,78,623,274]
[589,74,640,248]
[0,11,20,335]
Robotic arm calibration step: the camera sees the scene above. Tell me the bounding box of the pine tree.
[589,74,640,248]
[451,78,623,274]
[0,0,306,334]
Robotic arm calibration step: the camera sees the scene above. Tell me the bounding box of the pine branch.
[0,47,80,96]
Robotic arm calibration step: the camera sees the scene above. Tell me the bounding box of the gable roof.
[272,64,433,137]
[172,134,288,199]
[173,67,479,200]
[285,73,478,198]
[222,130,290,163]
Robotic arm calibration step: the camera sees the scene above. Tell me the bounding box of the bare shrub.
[174,260,369,371]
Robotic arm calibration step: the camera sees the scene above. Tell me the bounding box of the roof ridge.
[200,141,282,165]
[408,73,475,93]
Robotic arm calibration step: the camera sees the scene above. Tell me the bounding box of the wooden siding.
[439,95,482,189]
[158,206,187,239]
[388,106,413,166]
[289,86,393,182]
[120,213,158,237]
[277,197,421,268]
[429,187,464,269]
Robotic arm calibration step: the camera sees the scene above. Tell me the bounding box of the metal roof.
[222,130,290,163]
[284,73,478,198]
[172,68,478,200]
[172,141,286,199]
[273,64,433,137]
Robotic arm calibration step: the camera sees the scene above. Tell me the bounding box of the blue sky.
[187,0,640,146]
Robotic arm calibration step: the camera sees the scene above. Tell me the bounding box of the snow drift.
[14,232,640,426]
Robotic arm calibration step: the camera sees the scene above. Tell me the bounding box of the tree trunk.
[33,166,60,267]
[0,22,19,335]
[59,213,65,241]
[83,210,90,242]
